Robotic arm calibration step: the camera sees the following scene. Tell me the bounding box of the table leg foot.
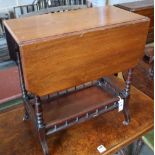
[122,103,130,126]
[23,108,29,121]
[35,96,49,155]
[38,128,49,155]
[123,120,129,126]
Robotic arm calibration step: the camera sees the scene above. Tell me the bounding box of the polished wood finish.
[4,7,150,155]
[21,21,148,96]
[0,78,153,155]
[115,0,154,43]
[4,6,149,96]
[4,6,149,44]
[41,85,118,126]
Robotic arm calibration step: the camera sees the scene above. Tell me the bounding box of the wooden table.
[0,77,153,155]
[3,6,150,155]
[115,0,154,43]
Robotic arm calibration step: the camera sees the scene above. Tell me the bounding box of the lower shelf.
[40,83,120,135]
[25,77,123,135]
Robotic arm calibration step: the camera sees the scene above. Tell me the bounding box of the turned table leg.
[16,51,30,121]
[123,68,133,125]
[22,91,30,121]
[35,96,49,155]
[23,106,29,121]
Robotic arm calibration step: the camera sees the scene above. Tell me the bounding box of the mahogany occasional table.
[3,6,149,155]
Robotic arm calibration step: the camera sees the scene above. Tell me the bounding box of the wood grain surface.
[4,6,150,96]
[4,6,148,44]
[21,21,149,96]
[42,85,118,126]
[0,77,153,155]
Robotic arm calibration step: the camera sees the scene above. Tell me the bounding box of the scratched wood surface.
[0,77,153,155]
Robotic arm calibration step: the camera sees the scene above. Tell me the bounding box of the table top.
[115,0,154,12]
[4,6,148,45]
[0,76,153,155]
